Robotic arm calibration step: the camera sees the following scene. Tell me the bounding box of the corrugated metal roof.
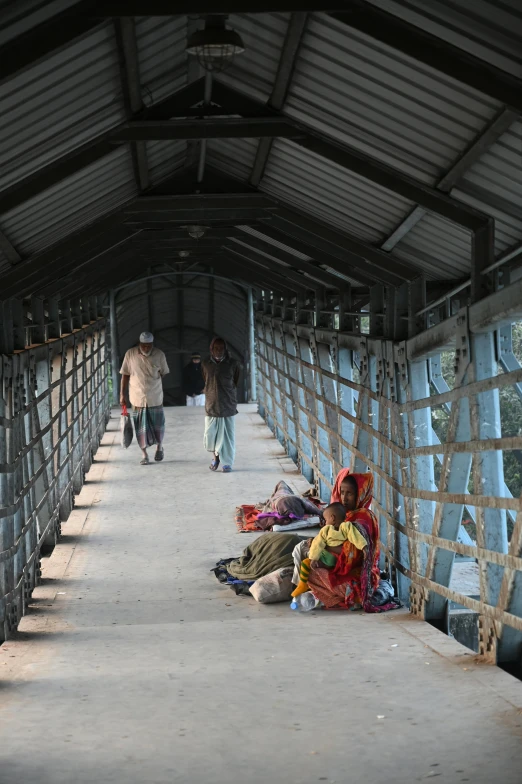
[239,225,311,260]
[452,119,522,256]
[284,13,500,186]
[217,13,290,103]
[135,15,187,105]
[0,22,125,190]
[261,139,415,244]
[206,137,259,182]
[363,0,522,78]
[0,147,137,256]
[237,226,362,287]
[392,118,522,277]
[393,214,471,279]
[0,0,80,45]
[146,140,187,186]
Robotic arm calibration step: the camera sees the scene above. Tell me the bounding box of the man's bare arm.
[120,374,130,406]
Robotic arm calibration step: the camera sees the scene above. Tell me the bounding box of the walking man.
[202,337,240,473]
[120,331,169,465]
[183,352,205,406]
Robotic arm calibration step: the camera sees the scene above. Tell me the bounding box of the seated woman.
[306,469,400,612]
[291,501,367,597]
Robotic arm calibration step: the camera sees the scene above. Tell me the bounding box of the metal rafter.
[0,79,209,215]
[250,12,309,187]
[265,210,417,284]
[224,244,323,291]
[0,228,21,264]
[229,232,356,289]
[211,256,295,295]
[110,116,304,141]
[330,2,522,115]
[114,17,150,192]
[382,107,519,252]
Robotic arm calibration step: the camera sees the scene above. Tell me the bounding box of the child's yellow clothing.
[308,522,366,562]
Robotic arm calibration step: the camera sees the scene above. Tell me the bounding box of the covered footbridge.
[1,1,522,780]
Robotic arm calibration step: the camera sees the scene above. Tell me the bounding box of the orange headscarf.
[330,468,351,504]
[331,470,374,513]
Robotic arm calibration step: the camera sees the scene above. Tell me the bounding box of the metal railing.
[0,320,110,640]
[256,306,522,665]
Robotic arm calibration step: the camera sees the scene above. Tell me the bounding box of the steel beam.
[231,231,348,289]
[124,194,277,212]
[222,248,313,293]
[382,108,518,251]
[0,79,211,215]
[110,117,302,142]
[250,12,309,187]
[0,229,21,264]
[124,210,274,224]
[0,10,102,84]
[265,213,414,286]
[86,2,347,14]
[331,3,522,114]
[114,17,150,191]
[224,244,321,292]
[211,256,295,296]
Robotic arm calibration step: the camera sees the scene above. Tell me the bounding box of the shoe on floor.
[222,465,232,473]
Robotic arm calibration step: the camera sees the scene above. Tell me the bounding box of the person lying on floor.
[291,501,367,597]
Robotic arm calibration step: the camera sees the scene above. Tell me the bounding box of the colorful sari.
[308,471,400,613]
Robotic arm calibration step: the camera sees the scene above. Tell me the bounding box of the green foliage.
[431,323,522,506]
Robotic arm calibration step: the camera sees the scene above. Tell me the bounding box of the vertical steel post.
[248,288,257,403]
[109,290,120,407]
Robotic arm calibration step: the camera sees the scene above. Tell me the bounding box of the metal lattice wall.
[0,314,110,641]
[256,289,522,666]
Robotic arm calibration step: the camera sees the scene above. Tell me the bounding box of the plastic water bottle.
[290,591,320,612]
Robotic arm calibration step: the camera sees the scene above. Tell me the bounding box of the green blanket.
[226,533,303,581]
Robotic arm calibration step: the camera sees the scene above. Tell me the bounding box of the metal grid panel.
[145,140,187,186]
[363,0,522,78]
[255,305,522,662]
[0,0,79,45]
[0,148,137,256]
[135,15,187,104]
[261,139,415,244]
[285,13,500,186]
[206,138,259,182]
[217,12,291,103]
[0,321,110,639]
[0,23,125,190]
[393,214,471,279]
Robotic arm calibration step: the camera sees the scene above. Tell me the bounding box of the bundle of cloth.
[235,481,322,532]
[211,533,306,597]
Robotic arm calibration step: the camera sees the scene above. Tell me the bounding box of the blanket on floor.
[226,533,304,581]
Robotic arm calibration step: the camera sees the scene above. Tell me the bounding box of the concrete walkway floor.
[1,405,522,784]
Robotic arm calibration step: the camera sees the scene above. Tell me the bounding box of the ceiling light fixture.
[178,250,190,258]
[187,225,206,240]
[186,15,245,73]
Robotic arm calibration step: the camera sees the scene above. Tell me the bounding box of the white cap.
[139,331,154,343]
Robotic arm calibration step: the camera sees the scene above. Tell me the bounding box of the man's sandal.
[155,448,164,462]
[222,465,232,473]
[209,455,220,471]
[140,456,150,465]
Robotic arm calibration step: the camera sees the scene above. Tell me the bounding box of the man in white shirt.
[120,331,169,465]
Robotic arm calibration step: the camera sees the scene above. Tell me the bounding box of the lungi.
[132,405,165,449]
[204,415,235,467]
